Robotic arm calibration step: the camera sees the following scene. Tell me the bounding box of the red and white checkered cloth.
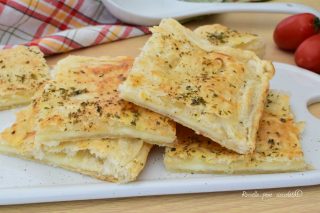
[0,0,150,56]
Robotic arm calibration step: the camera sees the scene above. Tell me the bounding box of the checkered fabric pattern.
[0,0,150,56]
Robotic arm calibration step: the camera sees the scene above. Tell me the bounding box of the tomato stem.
[315,17,320,32]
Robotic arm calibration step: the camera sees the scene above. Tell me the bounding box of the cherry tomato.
[295,34,320,74]
[274,13,320,51]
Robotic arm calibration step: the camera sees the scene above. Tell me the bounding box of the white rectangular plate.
[0,62,319,205]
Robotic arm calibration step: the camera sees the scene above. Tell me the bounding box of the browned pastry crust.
[119,19,274,154]
[164,91,306,174]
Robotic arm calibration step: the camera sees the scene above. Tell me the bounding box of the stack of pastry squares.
[0,19,307,183]
[119,18,307,174]
[0,53,176,183]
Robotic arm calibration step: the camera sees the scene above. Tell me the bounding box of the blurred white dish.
[102,0,320,26]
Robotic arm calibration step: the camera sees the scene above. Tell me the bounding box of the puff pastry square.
[164,91,307,174]
[33,56,176,146]
[0,46,49,110]
[119,19,274,154]
[194,24,265,58]
[0,107,152,183]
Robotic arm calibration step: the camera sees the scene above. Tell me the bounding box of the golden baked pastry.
[164,91,306,174]
[34,55,176,146]
[194,24,265,57]
[119,18,274,154]
[0,107,152,183]
[0,46,49,110]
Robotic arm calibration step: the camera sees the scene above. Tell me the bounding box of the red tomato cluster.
[273,13,320,73]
